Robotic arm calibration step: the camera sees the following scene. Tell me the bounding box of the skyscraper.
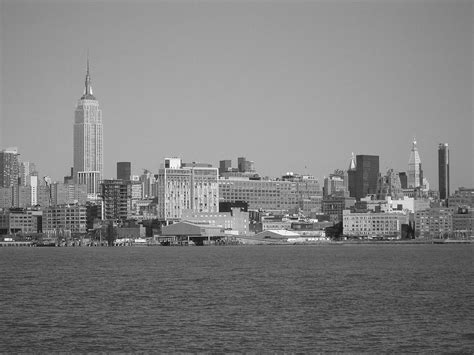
[73,58,103,198]
[117,162,131,181]
[438,143,450,200]
[408,138,423,188]
[354,155,379,200]
[347,152,357,198]
[0,147,20,188]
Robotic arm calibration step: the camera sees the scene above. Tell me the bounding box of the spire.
[81,53,95,100]
[412,137,417,151]
[348,152,356,170]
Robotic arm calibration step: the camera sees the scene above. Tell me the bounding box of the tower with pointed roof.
[347,152,357,198]
[73,58,103,199]
[407,138,422,188]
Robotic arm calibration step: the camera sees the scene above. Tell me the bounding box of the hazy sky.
[1,0,472,190]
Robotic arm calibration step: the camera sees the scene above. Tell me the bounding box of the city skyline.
[1,1,472,189]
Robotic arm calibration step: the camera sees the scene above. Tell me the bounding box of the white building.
[407,138,422,188]
[181,208,249,235]
[157,158,219,221]
[73,59,103,199]
[343,210,409,238]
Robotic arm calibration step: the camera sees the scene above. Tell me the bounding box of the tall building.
[398,172,408,189]
[101,180,132,221]
[354,155,379,200]
[438,143,450,200]
[219,160,232,175]
[408,138,423,188]
[347,152,357,198]
[324,170,347,198]
[20,161,37,186]
[0,147,20,188]
[73,59,103,198]
[117,162,131,181]
[377,169,403,199]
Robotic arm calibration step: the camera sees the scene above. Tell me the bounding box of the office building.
[73,59,103,198]
[0,209,41,235]
[438,143,450,200]
[398,172,408,189]
[448,187,474,208]
[452,207,473,237]
[101,180,132,221]
[42,205,87,234]
[354,155,379,200]
[408,139,423,188]
[347,153,357,198]
[0,147,19,188]
[19,162,37,186]
[377,169,403,199]
[415,207,454,239]
[219,174,321,212]
[343,210,409,239]
[324,170,347,198]
[219,160,232,175]
[157,158,219,221]
[322,196,356,223]
[117,162,131,181]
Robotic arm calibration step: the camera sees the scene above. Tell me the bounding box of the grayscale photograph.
[0,0,473,352]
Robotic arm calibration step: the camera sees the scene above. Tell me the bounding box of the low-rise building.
[0,208,41,234]
[449,187,474,208]
[181,207,249,235]
[414,207,454,239]
[42,205,87,234]
[343,210,409,238]
[452,207,473,237]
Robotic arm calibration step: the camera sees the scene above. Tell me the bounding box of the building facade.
[157,158,219,221]
[438,143,450,201]
[42,205,87,234]
[415,207,454,239]
[343,210,409,238]
[181,208,249,235]
[0,147,19,188]
[322,196,356,223]
[408,139,423,188]
[354,155,379,200]
[101,180,132,221]
[219,174,321,212]
[449,187,474,208]
[117,162,131,181]
[73,59,103,198]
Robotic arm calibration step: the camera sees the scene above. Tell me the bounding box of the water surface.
[1,245,473,352]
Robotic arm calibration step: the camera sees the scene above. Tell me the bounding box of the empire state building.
[73,59,103,198]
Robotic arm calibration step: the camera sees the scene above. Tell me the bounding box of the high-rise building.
[377,169,403,199]
[438,143,450,200]
[354,155,379,200]
[408,138,423,188]
[0,147,20,188]
[73,59,103,198]
[101,180,132,221]
[117,162,131,181]
[20,161,37,186]
[219,160,232,175]
[398,172,408,189]
[347,153,357,198]
[324,170,347,198]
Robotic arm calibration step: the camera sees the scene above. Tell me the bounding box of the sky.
[0,0,472,190]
